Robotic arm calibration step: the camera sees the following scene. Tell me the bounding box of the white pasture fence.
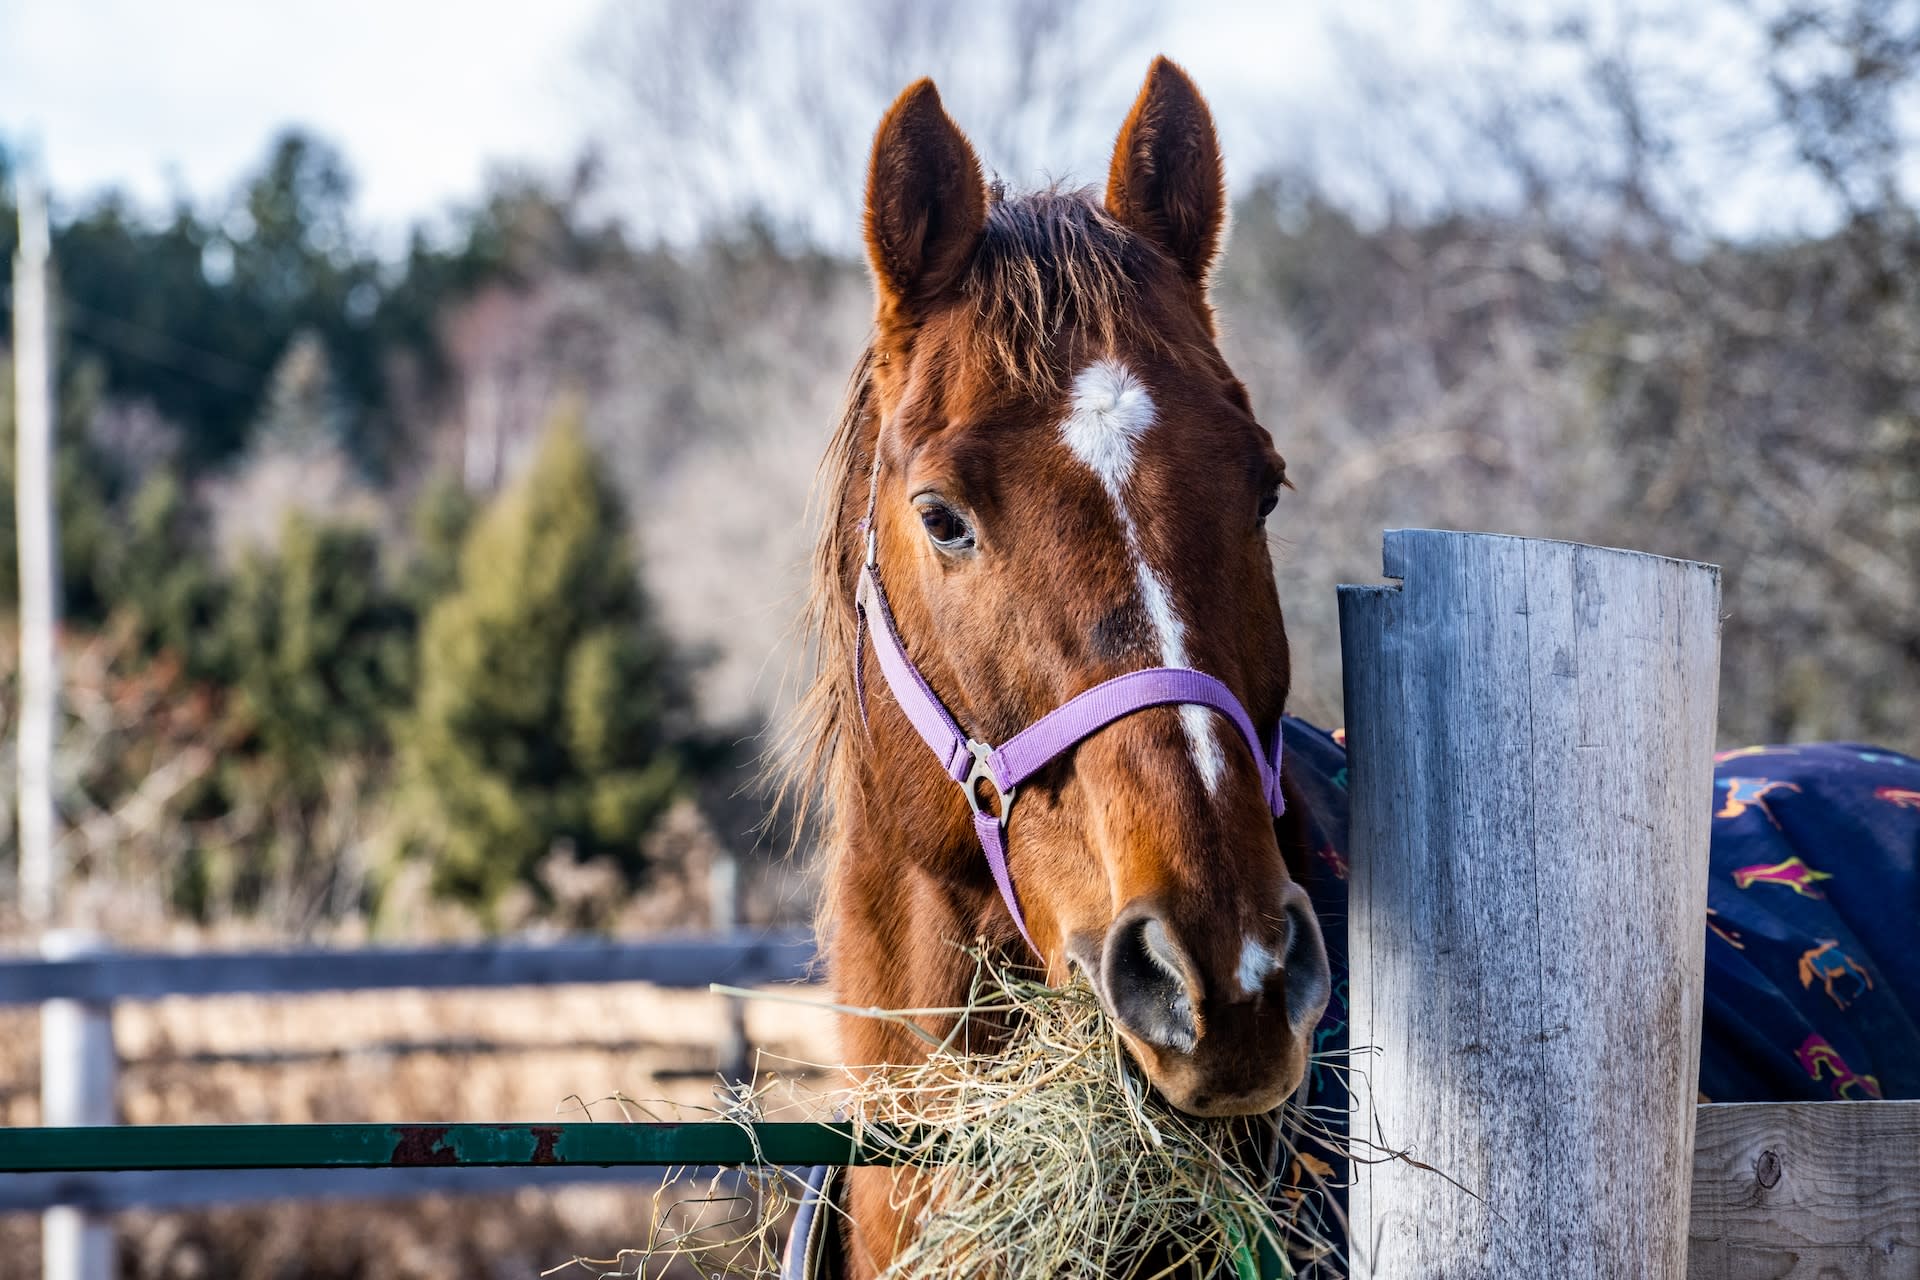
[5,930,814,1280]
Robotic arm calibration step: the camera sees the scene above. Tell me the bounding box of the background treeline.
[2,0,1916,936]
[0,135,735,933]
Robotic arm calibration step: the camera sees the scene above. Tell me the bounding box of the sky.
[1,0,1358,240]
[1,0,608,230]
[0,0,1840,247]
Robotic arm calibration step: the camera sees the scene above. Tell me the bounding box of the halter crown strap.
[854,561,1285,956]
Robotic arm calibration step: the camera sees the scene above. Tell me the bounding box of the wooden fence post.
[41,930,116,1280]
[1339,530,1721,1278]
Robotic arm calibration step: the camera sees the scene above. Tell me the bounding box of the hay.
[558,953,1344,1279]
[542,1081,820,1280]
[833,955,1339,1279]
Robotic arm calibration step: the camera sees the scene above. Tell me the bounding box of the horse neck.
[825,717,1016,1067]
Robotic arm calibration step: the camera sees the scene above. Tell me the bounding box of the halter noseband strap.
[853,529,1285,956]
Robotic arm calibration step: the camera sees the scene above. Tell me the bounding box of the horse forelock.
[964,186,1188,391]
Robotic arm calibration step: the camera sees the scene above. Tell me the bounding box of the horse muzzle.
[1072,883,1330,1117]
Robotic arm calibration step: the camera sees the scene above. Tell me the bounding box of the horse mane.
[776,187,1185,923]
[775,343,874,870]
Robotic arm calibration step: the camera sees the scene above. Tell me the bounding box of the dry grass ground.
[0,981,840,1278]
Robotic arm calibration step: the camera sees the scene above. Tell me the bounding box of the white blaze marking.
[1235,937,1279,996]
[1060,359,1154,489]
[1060,359,1225,793]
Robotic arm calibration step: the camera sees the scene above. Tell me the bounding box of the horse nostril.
[1102,907,1200,1054]
[1281,890,1330,1033]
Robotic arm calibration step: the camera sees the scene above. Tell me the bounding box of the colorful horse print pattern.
[1279,725,1920,1111]
[1700,742,1920,1101]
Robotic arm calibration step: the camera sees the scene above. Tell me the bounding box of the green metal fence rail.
[0,1123,872,1172]
[0,1122,1290,1278]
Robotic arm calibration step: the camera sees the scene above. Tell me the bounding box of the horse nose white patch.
[1059,358,1226,795]
[1235,937,1279,997]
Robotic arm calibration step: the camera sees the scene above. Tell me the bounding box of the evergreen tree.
[224,515,414,787]
[401,471,477,608]
[252,330,348,451]
[402,410,692,908]
[112,471,230,677]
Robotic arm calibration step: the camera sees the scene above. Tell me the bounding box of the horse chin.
[1115,1027,1305,1120]
[1169,1084,1294,1120]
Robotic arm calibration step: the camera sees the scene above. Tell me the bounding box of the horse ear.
[1105,57,1226,285]
[864,79,988,321]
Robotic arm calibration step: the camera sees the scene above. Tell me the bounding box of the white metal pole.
[710,848,751,1084]
[41,929,116,1280]
[13,163,60,925]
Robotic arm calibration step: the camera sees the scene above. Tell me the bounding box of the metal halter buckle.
[963,739,1014,823]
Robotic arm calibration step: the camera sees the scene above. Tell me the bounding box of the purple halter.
[853,509,1285,956]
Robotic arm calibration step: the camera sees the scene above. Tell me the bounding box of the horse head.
[814,57,1328,1121]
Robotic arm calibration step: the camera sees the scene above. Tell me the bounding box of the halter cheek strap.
[853,537,1285,957]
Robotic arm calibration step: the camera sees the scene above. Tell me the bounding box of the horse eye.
[1257,487,1280,523]
[917,502,974,550]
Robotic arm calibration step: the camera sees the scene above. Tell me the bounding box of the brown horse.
[792,56,1330,1277]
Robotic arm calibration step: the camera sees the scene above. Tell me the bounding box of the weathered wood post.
[41,930,117,1280]
[1339,530,1720,1278]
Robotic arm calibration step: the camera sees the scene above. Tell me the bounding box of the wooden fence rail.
[1689,1100,1920,1278]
